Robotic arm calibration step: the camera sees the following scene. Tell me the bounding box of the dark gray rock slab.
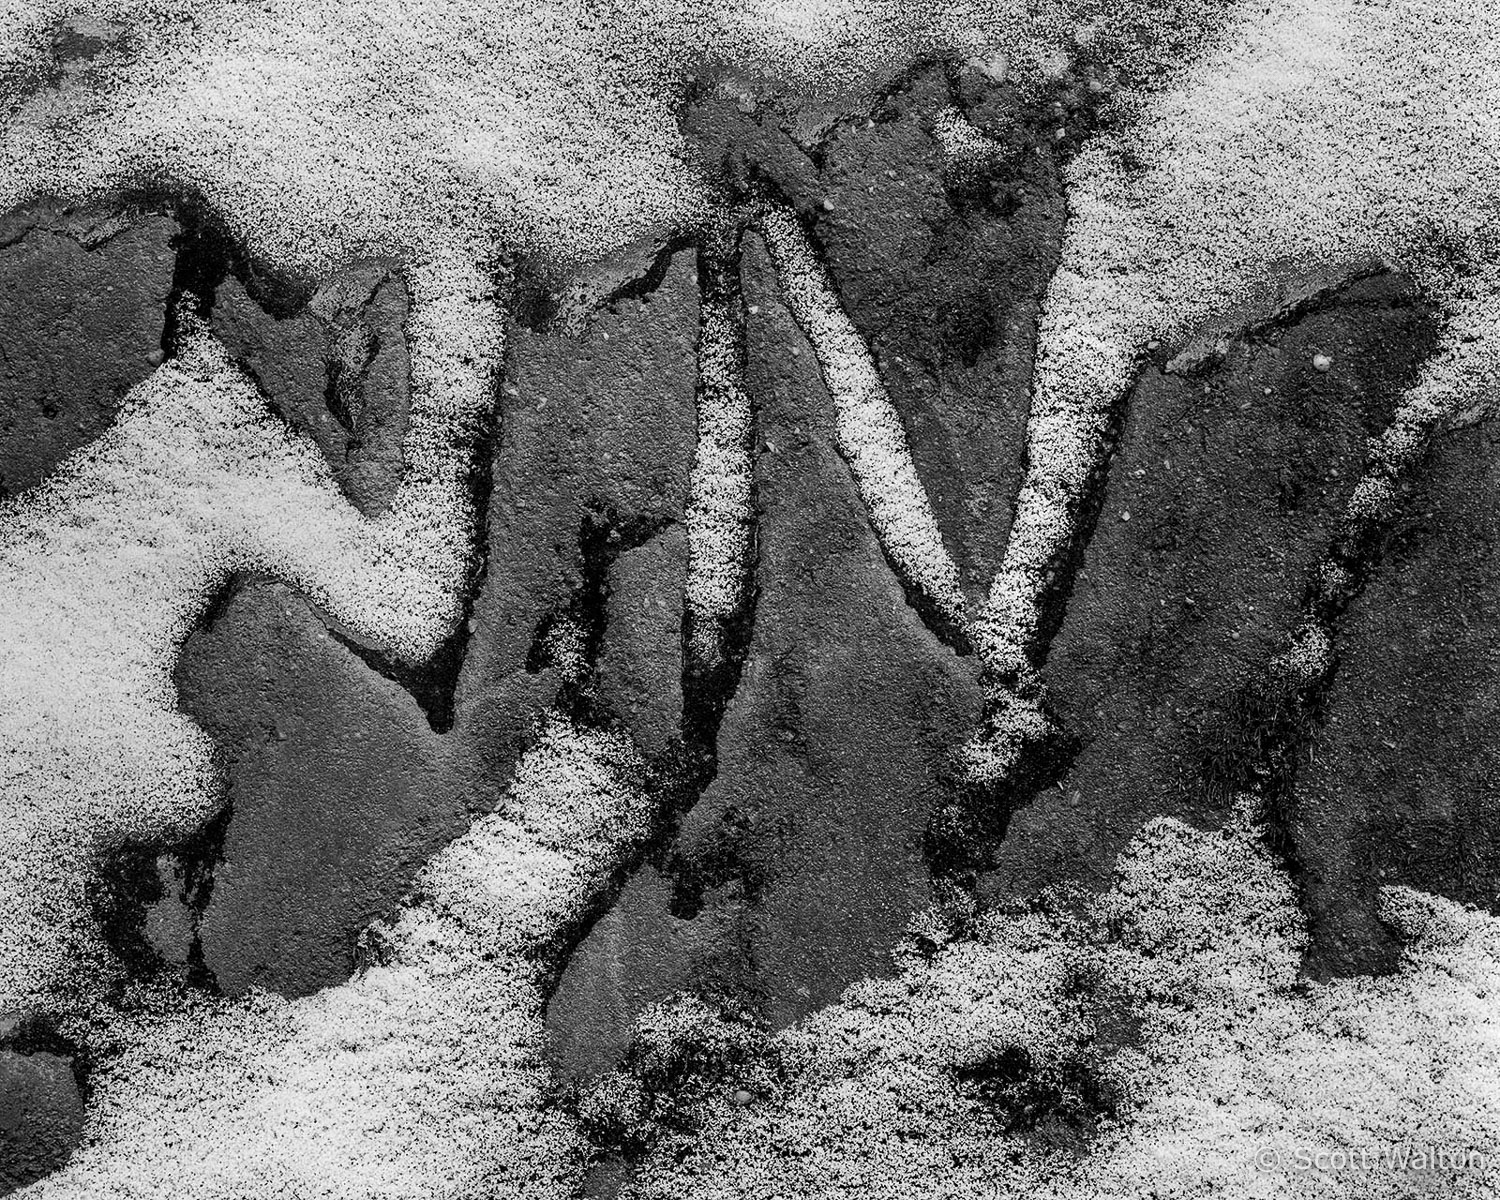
[175,580,462,998]
[1297,418,1500,977]
[455,247,699,795]
[0,1051,82,1195]
[0,207,176,497]
[545,233,985,1081]
[985,278,1443,919]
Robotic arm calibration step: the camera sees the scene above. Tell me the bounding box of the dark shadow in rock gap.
[209,255,492,733]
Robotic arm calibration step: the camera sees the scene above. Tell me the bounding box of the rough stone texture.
[168,245,704,999]
[594,528,688,760]
[0,207,176,499]
[1297,417,1500,978]
[683,66,1059,604]
[454,248,698,806]
[213,269,412,516]
[984,277,1443,909]
[174,580,462,998]
[143,254,461,998]
[544,77,1072,1085]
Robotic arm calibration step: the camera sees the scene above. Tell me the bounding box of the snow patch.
[624,807,1500,1199]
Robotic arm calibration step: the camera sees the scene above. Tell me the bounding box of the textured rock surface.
[989,277,1443,909]
[455,246,699,806]
[0,207,176,499]
[175,580,463,998]
[1297,417,1500,977]
[0,1053,81,1195]
[212,268,413,517]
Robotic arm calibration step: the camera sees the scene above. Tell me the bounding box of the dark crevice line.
[193,573,243,636]
[174,801,234,996]
[1204,415,1471,972]
[323,378,496,734]
[322,328,368,437]
[599,235,698,311]
[501,227,764,985]
[0,1014,95,1109]
[1186,322,1454,980]
[517,507,692,995]
[892,560,975,658]
[525,506,676,724]
[1029,369,1138,679]
[1243,268,1409,344]
[511,231,763,974]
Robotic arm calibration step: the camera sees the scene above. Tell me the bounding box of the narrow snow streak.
[759,202,970,636]
[684,223,756,674]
